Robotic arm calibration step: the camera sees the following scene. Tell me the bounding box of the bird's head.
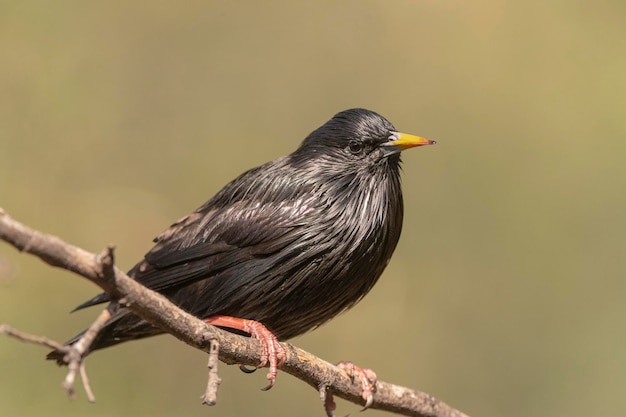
[292,108,435,171]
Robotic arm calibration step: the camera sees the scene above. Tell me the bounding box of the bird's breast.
[255,176,403,339]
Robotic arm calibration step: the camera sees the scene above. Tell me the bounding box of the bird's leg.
[336,361,378,410]
[205,315,286,390]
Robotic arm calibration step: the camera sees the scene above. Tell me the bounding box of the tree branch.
[0,208,469,417]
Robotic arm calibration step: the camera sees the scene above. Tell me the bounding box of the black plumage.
[48,108,434,361]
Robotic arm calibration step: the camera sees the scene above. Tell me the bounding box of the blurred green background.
[1,1,625,416]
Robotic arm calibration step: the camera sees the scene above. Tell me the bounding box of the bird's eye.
[348,140,363,154]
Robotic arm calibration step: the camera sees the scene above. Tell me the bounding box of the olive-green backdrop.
[1,1,625,417]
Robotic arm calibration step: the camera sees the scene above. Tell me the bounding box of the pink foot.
[205,315,286,390]
[337,361,377,410]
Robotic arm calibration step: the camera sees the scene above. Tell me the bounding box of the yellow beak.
[381,132,436,155]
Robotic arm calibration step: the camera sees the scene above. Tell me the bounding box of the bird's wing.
[134,198,309,290]
[73,162,320,310]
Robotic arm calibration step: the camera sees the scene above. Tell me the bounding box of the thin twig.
[79,361,96,402]
[0,323,98,401]
[62,303,115,401]
[319,383,337,417]
[202,338,222,406]
[0,324,65,351]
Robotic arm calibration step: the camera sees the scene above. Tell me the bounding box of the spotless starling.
[48,108,436,391]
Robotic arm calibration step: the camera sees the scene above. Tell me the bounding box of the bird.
[47,108,435,393]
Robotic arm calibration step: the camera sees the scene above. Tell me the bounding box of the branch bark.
[0,208,469,417]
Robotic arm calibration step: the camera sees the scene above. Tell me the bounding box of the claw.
[205,315,286,390]
[239,364,257,374]
[242,319,286,390]
[337,361,377,410]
